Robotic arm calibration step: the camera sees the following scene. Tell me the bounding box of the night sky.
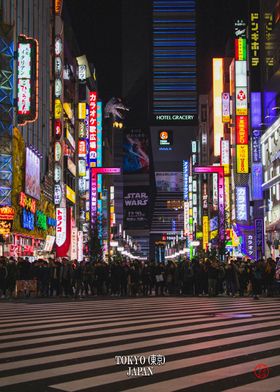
[66,0,248,100]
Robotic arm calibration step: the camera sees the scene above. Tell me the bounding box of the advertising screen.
[123,129,149,174]
[123,186,149,229]
[25,147,40,200]
[155,172,183,193]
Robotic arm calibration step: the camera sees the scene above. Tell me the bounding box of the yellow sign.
[202,216,209,250]
[236,144,249,173]
[232,228,240,247]
[66,185,76,204]
[0,221,12,236]
[63,103,73,120]
[210,230,218,240]
[78,102,86,119]
[54,99,62,119]
[250,13,260,67]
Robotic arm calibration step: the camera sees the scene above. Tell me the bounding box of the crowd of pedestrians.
[0,255,279,300]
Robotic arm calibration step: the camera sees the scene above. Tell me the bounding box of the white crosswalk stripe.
[0,297,279,392]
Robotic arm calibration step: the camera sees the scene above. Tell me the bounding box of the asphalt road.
[0,296,279,392]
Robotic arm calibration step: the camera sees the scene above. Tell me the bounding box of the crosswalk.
[0,297,280,391]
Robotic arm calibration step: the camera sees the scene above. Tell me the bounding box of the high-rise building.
[0,0,52,176]
[149,0,198,260]
[121,0,198,260]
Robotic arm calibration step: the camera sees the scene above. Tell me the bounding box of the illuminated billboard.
[159,130,173,148]
[220,140,230,175]
[235,61,247,87]
[235,38,247,61]
[251,163,263,200]
[236,145,249,173]
[236,116,248,144]
[236,186,248,222]
[183,161,189,201]
[251,92,261,129]
[123,129,149,174]
[89,91,97,166]
[222,93,230,123]
[25,147,40,200]
[236,87,248,115]
[203,216,209,250]
[213,58,224,156]
[17,35,38,125]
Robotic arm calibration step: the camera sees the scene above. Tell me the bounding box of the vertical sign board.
[251,163,263,200]
[202,216,209,250]
[77,230,83,262]
[242,230,255,259]
[70,227,78,260]
[251,92,262,129]
[235,37,247,60]
[222,93,230,123]
[249,3,261,91]
[213,59,224,156]
[220,139,230,174]
[255,218,264,260]
[56,207,66,248]
[236,145,249,174]
[97,102,103,239]
[236,186,248,222]
[89,92,97,166]
[224,176,231,229]
[183,160,189,201]
[236,115,248,144]
[17,35,38,125]
[235,56,249,175]
[252,130,262,162]
[90,172,97,225]
[264,12,274,68]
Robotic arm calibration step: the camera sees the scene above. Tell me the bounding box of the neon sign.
[36,211,47,230]
[19,192,36,213]
[183,160,189,201]
[22,208,34,230]
[0,206,15,220]
[213,58,224,156]
[236,186,248,221]
[89,91,97,165]
[236,116,248,144]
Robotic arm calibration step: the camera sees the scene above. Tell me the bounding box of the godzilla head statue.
[104,97,129,121]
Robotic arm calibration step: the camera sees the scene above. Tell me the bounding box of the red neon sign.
[89,92,97,165]
[236,115,248,144]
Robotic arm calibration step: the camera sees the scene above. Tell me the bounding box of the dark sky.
[66,0,248,100]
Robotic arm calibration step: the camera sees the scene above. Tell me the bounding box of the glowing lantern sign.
[17,35,38,125]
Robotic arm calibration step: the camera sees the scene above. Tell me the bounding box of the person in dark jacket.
[207,259,219,297]
[0,259,8,298]
[6,257,17,298]
[251,260,264,300]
